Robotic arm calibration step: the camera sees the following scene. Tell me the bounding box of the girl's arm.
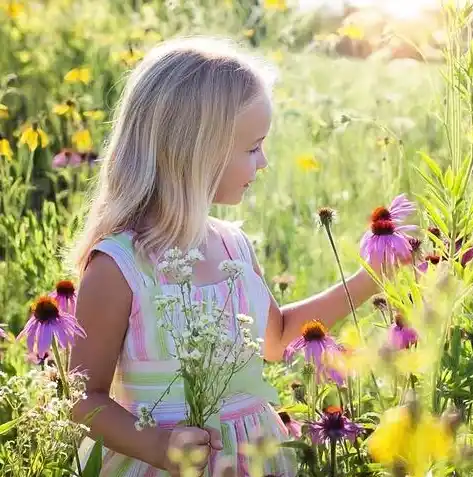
[242,235,378,361]
[69,253,170,469]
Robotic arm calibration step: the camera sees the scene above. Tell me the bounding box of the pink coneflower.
[278,411,303,439]
[360,220,416,265]
[370,194,415,225]
[50,280,76,315]
[17,296,86,355]
[284,320,344,385]
[387,314,418,350]
[308,406,362,444]
[52,148,82,168]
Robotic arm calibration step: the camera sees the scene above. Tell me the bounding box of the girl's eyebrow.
[253,136,266,144]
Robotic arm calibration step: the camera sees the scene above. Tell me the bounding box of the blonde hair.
[69,36,276,277]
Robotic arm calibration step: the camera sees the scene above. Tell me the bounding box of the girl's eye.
[249,145,261,154]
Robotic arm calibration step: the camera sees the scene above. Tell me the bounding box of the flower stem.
[330,438,337,477]
[322,223,361,336]
[51,338,83,477]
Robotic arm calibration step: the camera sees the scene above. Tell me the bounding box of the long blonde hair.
[69,36,275,277]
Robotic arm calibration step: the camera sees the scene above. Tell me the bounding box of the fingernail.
[215,440,223,448]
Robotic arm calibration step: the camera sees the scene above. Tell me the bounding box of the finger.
[205,426,223,450]
[191,428,212,446]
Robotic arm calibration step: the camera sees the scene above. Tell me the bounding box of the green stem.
[330,439,337,477]
[322,223,361,336]
[51,339,83,477]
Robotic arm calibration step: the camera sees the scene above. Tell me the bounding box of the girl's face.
[213,92,272,205]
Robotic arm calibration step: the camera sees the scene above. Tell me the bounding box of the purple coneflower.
[388,314,418,350]
[278,411,303,439]
[370,194,415,225]
[50,280,76,315]
[52,148,82,168]
[284,320,344,385]
[360,219,416,265]
[17,296,86,355]
[308,406,362,444]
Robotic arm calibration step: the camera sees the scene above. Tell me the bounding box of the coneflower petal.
[25,320,39,353]
[54,324,70,349]
[37,323,53,356]
[284,337,305,362]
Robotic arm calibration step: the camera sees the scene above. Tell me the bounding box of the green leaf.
[82,437,103,477]
[418,151,443,180]
[0,416,22,435]
[444,166,455,191]
[415,194,450,236]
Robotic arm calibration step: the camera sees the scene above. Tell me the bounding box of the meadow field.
[1,1,473,476]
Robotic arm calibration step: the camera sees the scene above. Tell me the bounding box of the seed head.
[317,207,337,228]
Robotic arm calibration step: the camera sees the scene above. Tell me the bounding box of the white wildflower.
[187,249,204,262]
[236,314,253,325]
[189,349,202,360]
[163,248,183,261]
[134,420,144,432]
[218,259,245,279]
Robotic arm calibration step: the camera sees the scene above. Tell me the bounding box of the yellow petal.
[20,127,38,151]
[0,139,13,160]
[84,110,105,121]
[53,104,70,115]
[1,2,24,18]
[0,104,9,119]
[296,154,320,171]
[64,67,91,84]
[338,25,365,40]
[263,0,287,11]
[72,129,92,153]
[38,129,49,148]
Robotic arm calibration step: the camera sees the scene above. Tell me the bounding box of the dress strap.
[212,219,252,265]
[88,232,156,293]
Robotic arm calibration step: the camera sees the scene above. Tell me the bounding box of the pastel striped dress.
[78,220,297,476]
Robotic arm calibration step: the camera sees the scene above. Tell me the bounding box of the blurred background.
[0,0,458,332]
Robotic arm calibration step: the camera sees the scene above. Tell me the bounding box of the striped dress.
[78,220,297,476]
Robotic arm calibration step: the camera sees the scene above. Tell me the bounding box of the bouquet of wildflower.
[137,248,262,430]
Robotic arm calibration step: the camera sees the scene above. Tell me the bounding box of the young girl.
[70,36,380,476]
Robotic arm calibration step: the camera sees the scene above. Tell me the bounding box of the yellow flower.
[296,154,320,171]
[337,24,365,40]
[270,49,284,63]
[368,406,454,477]
[1,1,24,18]
[0,104,9,119]
[0,136,13,160]
[52,100,81,123]
[263,0,287,11]
[72,129,92,153]
[83,109,106,121]
[112,49,144,67]
[19,123,49,152]
[243,29,255,38]
[64,67,91,84]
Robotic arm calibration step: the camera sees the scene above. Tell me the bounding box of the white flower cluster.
[218,259,245,280]
[134,404,157,431]
[157,248,204,285]
[149,250,261,428]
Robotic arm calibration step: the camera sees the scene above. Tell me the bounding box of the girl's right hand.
[162,426,223,476]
